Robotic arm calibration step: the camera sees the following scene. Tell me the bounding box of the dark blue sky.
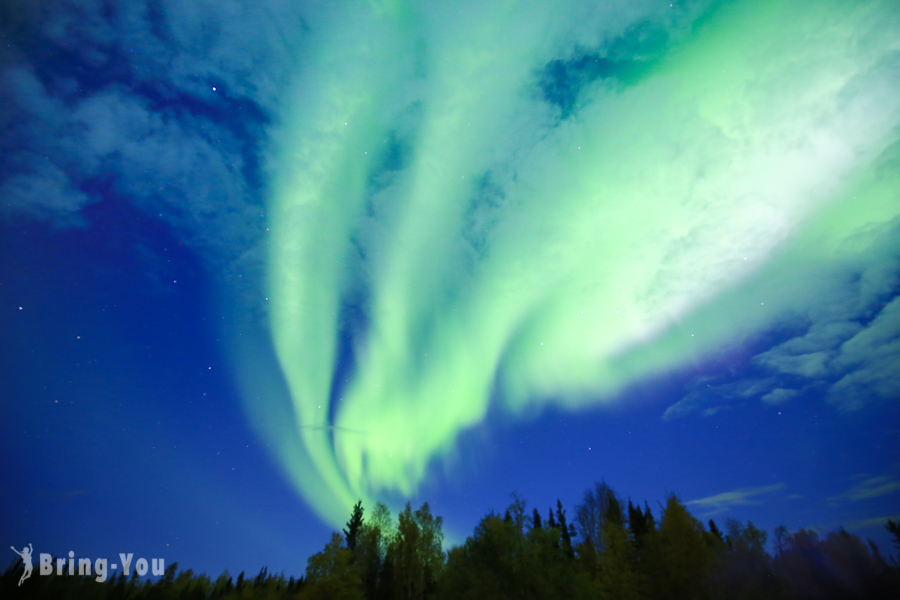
[2,0,899,580]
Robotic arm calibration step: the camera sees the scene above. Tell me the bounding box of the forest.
[4,481,899,599]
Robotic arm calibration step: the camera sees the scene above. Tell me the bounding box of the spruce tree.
[556,500,574,559]
[344,500,365,556]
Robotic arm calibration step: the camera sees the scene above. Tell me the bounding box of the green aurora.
[255,0,900,528]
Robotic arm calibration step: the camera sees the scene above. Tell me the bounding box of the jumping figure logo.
[8,544,165,584]
[10,543,34,586]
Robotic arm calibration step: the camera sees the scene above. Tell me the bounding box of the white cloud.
[663,376,780,420]
[0,1,296,282]
[830,474,900,505]
[827,297,900,410]
[669,205,900,419]
[687,483,786,517]
[761,388,799,406]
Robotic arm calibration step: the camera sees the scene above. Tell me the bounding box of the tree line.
[4,481,900,599]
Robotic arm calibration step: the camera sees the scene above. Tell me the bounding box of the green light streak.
[257,0,900,528]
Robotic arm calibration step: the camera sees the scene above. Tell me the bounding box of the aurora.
[4,0,900,577]
[256,0,900,529]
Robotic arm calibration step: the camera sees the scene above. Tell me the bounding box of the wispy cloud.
[843,515,900,531]
[663,377,780,421]
[761,388,800,406]
[667,236,900,421]
[829,474,900,505]
[687,483,785,516]
[0,0,297,284]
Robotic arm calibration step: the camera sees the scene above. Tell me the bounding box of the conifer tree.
[644,494,713,600]
[556,500,574,560]
[344,500,365,556]
[887,520,900,553]
[708,519,725,544]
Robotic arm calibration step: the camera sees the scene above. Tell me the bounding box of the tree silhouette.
[5,483,900,600]
[303,532,363,600]
[887,520,900,553]
[345,500,365,556]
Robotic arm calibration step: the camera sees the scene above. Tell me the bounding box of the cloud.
[663,376,782,421]
[0,0,307,281]
[843,515,900,531]
[829,474,900,505]
[827,297,900,410]
[0,65,92,223]
[751,268,900,412]
[761,388,800,406]
[687,483,786,517]
[668,205,900,419]
[36,0,308,113]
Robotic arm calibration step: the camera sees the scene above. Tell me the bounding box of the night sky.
[2,0,900,579]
